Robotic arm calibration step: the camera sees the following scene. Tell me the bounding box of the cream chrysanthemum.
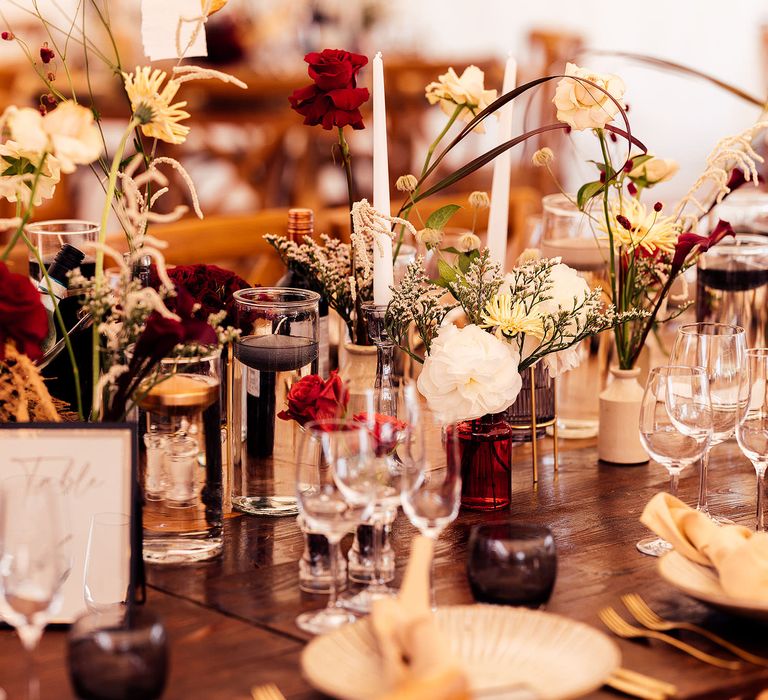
[123,67,191,145]
[481,294,544,339]
[600,197,680,254]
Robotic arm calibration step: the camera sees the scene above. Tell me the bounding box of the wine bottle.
[38,243,85,353]
[276,208,329,377]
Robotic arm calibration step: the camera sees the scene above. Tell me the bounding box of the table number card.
[0,424,139,623]
[141,0,208,61]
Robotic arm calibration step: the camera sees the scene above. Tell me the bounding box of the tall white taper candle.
[486,54,517,270]
[372,51,394,306]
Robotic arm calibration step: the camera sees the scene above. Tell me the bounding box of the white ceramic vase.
[597,365,649,464]
[338,343,378,392]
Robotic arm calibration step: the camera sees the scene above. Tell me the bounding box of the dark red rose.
[278,370,349,426]
[289,48,370,131]
[0,262,48,361]
[353,412,407,456]
[305,49,367,91]
[670,219,734,275]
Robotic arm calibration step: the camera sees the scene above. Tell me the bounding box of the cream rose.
[553,62,625,131]
[629,156,678,185]
[417,323,522,423]
[42,101,103,173]
[0,141,61,206]
[425,66,497,133]
[5,107,48,152]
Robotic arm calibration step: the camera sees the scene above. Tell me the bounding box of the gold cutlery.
[606,668,677,699]
[251,683,287,700]
[621,593,768,667]
[599,607,742,670]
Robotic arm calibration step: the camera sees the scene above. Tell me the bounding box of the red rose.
[0,262,48,361]
[289,48,370,131]
[279,370,349,426]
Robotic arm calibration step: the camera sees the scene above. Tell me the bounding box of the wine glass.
[84,513,130,612]
[637,366,712,556]
[340,386,406,614]
[400,389,461,607]
[295,419,374,634]
[670,323,748,522]
[736,348,768,530]
[0,475,71,700]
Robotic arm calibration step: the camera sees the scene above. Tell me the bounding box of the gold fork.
[251,683,287,700]
[606,669,674,700]
[621,594,768,668]
[599,607,742,670]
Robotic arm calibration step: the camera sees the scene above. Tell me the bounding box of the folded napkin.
[641,493,768,602]
[371,536,470,700]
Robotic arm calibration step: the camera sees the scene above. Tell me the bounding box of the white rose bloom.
[43,101,103,173]
[425,65,497,133]
[417,323,522,424]
[0,141,61,207]
[629,156,678,184]
[553,62,626,131]
[5,107,48,152]
[543,347,583,379]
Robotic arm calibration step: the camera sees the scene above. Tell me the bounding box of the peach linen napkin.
[641,492,768,602]
[371,536,470,700]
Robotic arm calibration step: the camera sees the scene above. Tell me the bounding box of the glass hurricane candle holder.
[139,349,223,564]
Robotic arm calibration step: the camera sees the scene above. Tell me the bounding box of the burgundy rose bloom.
[289,48,370,131]
[670,219,735,274]
[278,370,349,426]
[0,262,48,361]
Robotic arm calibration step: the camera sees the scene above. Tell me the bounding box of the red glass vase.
[455,413,513,510]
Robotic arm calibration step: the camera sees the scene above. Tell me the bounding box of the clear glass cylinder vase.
[138,349,223,564]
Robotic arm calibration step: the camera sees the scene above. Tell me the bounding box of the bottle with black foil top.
[38,243,85,353]
[276,208,329,377]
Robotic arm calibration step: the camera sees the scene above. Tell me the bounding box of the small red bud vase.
[597,365,649,464]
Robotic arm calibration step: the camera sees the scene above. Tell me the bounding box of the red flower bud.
[47,72,55,82]
[599,172,606,183]
[609,132,618,143]
[624,160,634,173]
[627,182,637,196]
[40,43,55,63]
[1,31,14,41]
[653,202,663,212]
[564,125,572,134]
[37,104,47,116]
[616,215,632,231]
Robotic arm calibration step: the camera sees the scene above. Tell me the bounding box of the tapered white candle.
[372,51,394,306]
[486,54,517,270]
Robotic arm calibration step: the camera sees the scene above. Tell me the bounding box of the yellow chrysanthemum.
[481,294,544,339]
[123,67,191,145]
[599,197,680,255]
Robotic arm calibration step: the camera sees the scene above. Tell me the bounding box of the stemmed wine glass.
[736,348,768,530]
[670,323,748,522]
[637,366,713,556]
[400,386,461,606]
[0,475,71,700]
[295,419,374,634]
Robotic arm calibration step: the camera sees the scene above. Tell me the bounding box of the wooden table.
[2,438,768,699]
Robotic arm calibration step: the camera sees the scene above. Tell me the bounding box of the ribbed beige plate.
[301,605,621,700]
[658,550,768,622]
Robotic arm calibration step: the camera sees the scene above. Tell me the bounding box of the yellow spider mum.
[481,294,544,339]
[600,196,680,255]
[123,67,191,145]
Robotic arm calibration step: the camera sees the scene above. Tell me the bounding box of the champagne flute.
[736,348,768,530]
[295,419,374,634]
[400,386,461,606]
[670,323,748,522]
[0,475,71,700]
[638,366,712,556]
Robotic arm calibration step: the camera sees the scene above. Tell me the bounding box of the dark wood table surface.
[2,438,768,700]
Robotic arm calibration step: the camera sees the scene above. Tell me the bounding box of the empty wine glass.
[400,388,460,606]
[295,419,374,634]
[84,513,130,612]
[637,366,712,556]
[0,475,72,700]
[737,348,768,530]
[670,323,748,522]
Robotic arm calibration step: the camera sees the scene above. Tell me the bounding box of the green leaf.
[437,258,458,284]
[577,181,604,209]
[457,253,472,273]
[628,153,652,170]
[426,204,461,231]
[441,246,462,255]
